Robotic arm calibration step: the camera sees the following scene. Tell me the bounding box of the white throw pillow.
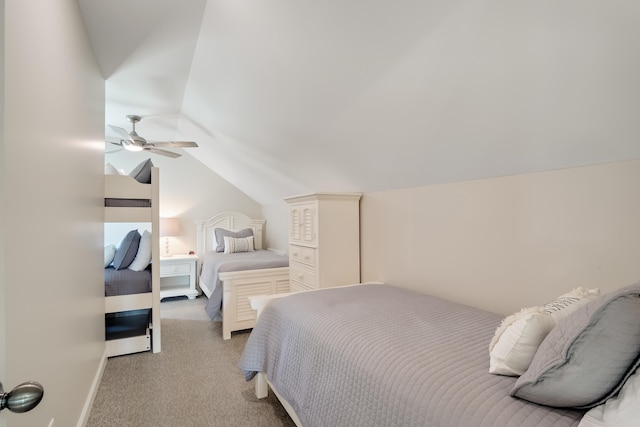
[223,235,254,254]
[105,163,119,175]
[578,366,640,427]
[128,230,152,271]
[104,244,116,267]
[489,287,600,376]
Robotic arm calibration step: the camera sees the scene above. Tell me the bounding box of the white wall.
[361,159,640,315]
[262,203,289,252]
[104,150,262,255]
[1,1,105,426]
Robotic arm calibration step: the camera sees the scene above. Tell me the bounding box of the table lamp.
[159,217,181,256]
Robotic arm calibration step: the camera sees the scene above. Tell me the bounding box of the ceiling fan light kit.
[107,115,198,158]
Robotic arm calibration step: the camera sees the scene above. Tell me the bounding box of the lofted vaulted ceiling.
[79,0,640,206]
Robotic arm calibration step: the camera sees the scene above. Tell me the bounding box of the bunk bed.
[195,212,290,340]
[104,163,161,356]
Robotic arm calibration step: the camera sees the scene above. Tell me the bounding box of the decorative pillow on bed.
[511,281,640,408]
[128,230,152,271]
[214,228,253,252]
[223,235,254,253]
[104,244,116,267]
[112,230,141,270]
[129,158,154,184]
[578,366,640,427]
[489,287,600,376]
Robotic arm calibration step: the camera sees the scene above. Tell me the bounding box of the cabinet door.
[290,203,316,246]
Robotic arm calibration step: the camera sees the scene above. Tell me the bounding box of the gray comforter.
[201,250,289,320]
[239,284,585,427]
[104,266,151,296]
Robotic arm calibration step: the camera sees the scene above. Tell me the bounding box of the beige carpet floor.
[87,297,295,427]
[159,295,212,321]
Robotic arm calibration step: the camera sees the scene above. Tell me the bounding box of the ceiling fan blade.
[144,147,181,158]
[147,141,198,148]
[106,137,123,147]
[108,125,134,143]
[105,147,124,154]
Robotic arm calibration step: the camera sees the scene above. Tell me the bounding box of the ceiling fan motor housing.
[126,115,142,124]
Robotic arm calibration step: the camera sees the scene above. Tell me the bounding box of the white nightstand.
[159,254,198,300]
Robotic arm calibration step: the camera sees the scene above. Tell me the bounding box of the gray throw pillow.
[112,230,141,270]
[214,228,254,252]
[129,158,153,184]
[511,281,640,409]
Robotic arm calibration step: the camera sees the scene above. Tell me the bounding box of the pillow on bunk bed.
[104,244,116,267]
[128,230,152,271]
[223,235,255,254]
[214,228,253,252]
[489,287,600,376]
[105,163,120,175]
[129,158,154,184]
[112,229,141,270]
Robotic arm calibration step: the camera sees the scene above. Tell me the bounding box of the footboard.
[219,267,290,340]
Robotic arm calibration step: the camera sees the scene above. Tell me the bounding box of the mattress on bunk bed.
[104,266,152,296]
[201,250,289,320]
[239,284,586,427]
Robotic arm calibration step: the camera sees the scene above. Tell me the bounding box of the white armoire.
[284,192,362,292]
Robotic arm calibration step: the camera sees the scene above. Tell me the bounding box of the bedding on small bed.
[201,250,289,320]
[104,266,152,296]
[239,284,586,427]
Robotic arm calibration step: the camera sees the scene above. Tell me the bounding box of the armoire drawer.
[289,245,316,267]
[290,279,315,292]
[289,264,317,288]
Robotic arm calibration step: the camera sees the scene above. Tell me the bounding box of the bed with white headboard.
[195,211,290,339]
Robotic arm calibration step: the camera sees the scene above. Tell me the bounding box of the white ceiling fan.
[107,115,198,158]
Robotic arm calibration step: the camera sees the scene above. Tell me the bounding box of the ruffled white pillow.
[489,287,600,376]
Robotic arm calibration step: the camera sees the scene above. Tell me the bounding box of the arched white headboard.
[195,211,265,256]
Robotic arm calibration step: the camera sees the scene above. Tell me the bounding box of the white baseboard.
[76,348,107,427]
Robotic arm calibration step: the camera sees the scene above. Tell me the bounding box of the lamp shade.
[160,218,181,237]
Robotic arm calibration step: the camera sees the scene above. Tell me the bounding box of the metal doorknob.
[0,381,44,413]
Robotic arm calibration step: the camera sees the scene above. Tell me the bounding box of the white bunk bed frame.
[195,212,290,339]
[104,167,161,356]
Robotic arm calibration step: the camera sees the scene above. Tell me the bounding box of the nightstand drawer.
[160,263,191,276]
